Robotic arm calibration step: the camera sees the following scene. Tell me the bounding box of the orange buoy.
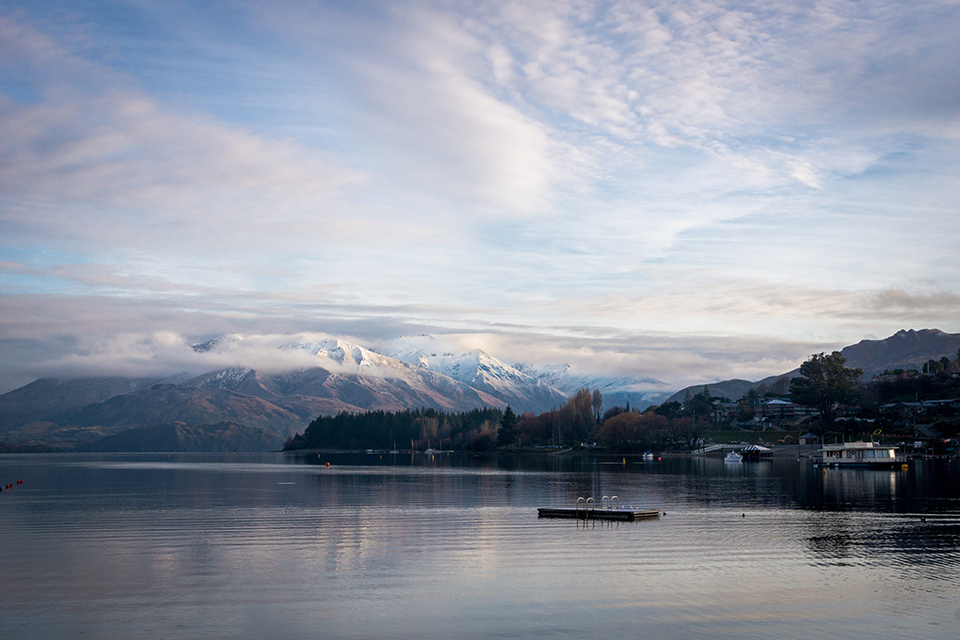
[325,462,330,467]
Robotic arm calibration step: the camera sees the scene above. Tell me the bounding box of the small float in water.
[538,495,661,521]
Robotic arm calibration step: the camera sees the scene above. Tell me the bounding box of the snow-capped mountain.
[284,338,415,376]
[185,367,281,400]
[380,336,568,411]
[0,332,672,444]
[186,334,668,415]
[189,336,507,414]
[514,363,672,410]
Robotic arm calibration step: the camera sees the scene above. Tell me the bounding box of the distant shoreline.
[282,444,819,458]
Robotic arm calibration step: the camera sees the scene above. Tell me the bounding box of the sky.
[1,0,959,394]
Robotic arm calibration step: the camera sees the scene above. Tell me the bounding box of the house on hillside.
[755,399,817,423]
[881,399,960,419]
[711,401,740,424]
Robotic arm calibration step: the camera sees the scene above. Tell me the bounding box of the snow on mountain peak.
[184,332,669,412]
[385,342,507,384]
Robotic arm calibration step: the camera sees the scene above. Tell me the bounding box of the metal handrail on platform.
[600,495,621,510]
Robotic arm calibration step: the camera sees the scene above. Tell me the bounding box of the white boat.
[724,452,742,463]
[642,452,654,460]
[818,441,903,468]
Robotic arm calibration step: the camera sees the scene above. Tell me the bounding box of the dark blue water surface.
[2,452,959,639]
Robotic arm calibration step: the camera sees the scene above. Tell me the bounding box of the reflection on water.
[1,452,959,639]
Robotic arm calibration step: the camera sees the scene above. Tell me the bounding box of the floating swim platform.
[537,507,661,521]
[538,496,661,521]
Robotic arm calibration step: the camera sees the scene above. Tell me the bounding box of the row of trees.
[921,354,959,375]
[285,390,606,452]
[508,388,596,446]
[596,412,706,451]
[285,407,506,452]
[498,387,712,452]
[284,386,714,454]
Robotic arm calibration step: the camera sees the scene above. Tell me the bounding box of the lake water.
[2,452,959,639]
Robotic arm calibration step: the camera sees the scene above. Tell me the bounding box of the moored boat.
[818,441,903,469]
[724,452,743,463]
[740,444,773,460]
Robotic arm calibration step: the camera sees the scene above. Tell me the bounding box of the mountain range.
[0,335,671,448]
[76,421,283,453]
[3,329,956,450]
[666,328,960,404]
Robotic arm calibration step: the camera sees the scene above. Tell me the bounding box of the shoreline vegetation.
[284,351,960,457]
[283,444,816,458]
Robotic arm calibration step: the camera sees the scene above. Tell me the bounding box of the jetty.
[538,496,661,521]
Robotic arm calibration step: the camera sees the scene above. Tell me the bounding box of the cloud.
[868,289,960,314]
[0,15,360,251]
[461,0,960,194]
[0,275,917,395]
[254,1,569,216]
[0,320,409,386]
[404,326,824,389]
[787,161,822,189]
[0,312,825,395]
[1,1,959,395]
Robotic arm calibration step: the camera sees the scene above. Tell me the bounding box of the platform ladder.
[575,495,619,520]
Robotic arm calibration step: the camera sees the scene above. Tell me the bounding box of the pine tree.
[497,405,518,447]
